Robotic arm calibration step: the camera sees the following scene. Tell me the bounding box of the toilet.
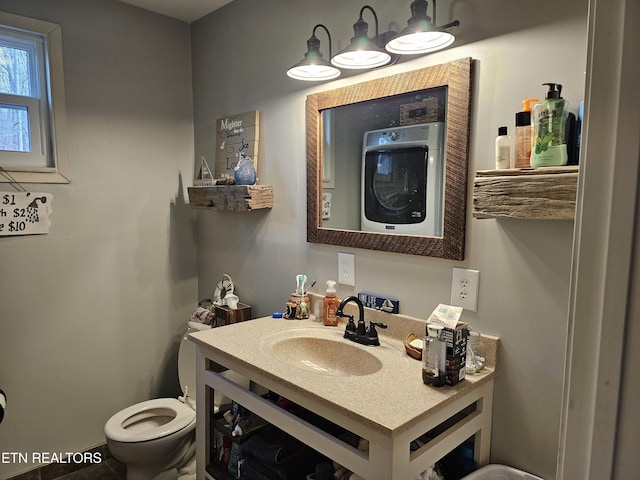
[104,321,207,480]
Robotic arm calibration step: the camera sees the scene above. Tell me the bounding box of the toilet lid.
[104,398,195,443]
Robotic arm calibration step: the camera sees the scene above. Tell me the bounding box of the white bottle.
[495,126,511,169]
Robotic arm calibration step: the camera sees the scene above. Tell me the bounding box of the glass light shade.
[287,27,341,81]
[287,61,341,81]
[385,29,455,54]
[331,8,391,70]
[386,0,457,54]
[331,44,391,69]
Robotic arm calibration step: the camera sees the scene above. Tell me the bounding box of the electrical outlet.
[450,267,480,312]
[338,252,355,286]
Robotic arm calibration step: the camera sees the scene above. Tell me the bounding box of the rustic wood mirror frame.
[306,57,473,259]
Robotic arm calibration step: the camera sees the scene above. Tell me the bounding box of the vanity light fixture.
[287,24,341,81]
[287,1,459,81]
[330,6,391,70]
[385,0,460,55]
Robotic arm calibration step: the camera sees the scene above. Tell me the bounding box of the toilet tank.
[178,321,210,401]
[178,321,250,411]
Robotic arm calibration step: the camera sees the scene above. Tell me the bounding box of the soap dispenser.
[530,83,569,167]
[323,280,339,326]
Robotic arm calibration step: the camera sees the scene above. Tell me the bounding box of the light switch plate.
[450,267,480,312]
[322,192,331,220]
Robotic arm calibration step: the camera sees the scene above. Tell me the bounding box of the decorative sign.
[215,110,261,178]
[0,192,53,236]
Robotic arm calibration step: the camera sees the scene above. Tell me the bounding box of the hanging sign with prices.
[0,192,53,236]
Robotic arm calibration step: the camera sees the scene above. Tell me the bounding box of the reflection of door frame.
[322,111,335,189]
[558,0,640,477]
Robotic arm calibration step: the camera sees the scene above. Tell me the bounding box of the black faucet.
[336,296,387,346]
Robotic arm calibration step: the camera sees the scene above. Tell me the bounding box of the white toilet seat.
[105,398,195,443]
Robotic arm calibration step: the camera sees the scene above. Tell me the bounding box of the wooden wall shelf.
[473,167,579,220]
[188,185,273,212]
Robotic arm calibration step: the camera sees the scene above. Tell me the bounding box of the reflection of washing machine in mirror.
[361,123,445,237]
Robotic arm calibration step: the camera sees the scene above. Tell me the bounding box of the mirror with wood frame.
[306,57,473,259]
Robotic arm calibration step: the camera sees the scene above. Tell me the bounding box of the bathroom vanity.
[190,311,498,480]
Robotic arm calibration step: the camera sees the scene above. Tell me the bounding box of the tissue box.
[441,322,469,386]
[214,304,252,325]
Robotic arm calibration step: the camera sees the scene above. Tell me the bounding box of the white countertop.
[190,314,498,438]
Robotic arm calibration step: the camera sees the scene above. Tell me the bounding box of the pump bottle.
[323,280,339,326]
[495,126,511,169]
[515,98,539,168]
[530,83,569,167]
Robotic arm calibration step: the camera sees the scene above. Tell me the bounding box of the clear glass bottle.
[466,328,486,374]
[422,324,446,387]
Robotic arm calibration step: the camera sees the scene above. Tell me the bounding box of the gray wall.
[0,0,198,478]
[0,0,591,478]
[192,1,587,478]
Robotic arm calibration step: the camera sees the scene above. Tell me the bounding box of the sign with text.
[0,192,53,236]
[215,110,261,178]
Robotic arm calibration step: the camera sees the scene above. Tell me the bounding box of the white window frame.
[0,11,69,184]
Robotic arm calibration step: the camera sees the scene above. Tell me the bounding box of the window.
[0,27,48,166]
[0,12,69,184]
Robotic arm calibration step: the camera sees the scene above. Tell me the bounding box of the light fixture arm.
[359,5,381,46]
[433,0,460,30]
[429,0,460,30]
[440,20,460,30]
[311,24,333,58]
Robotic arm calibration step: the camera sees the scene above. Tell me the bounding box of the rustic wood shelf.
[188,185,273,212]
[473,166,578,220]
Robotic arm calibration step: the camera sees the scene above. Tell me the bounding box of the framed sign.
[215,110,261,178]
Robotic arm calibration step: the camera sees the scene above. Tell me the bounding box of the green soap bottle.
[530,83,569,167]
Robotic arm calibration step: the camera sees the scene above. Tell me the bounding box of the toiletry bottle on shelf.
[422,324,446,387]
[566,111,578,165]
[515,98,539,168]
[575,100,584,163]
[495,126,511,169]
[530,83,569,167]
[323,280,339,326]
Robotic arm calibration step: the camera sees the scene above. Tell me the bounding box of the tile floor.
[7,445,126,480]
